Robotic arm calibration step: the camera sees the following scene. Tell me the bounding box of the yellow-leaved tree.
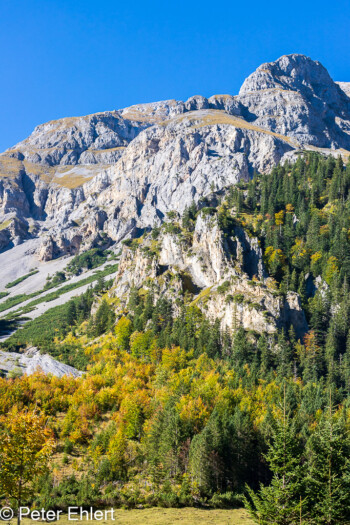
[0,408,55,525]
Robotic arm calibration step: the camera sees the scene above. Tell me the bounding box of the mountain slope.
[0,53,349,270]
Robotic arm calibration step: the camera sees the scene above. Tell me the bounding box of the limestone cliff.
[113,212,308,339]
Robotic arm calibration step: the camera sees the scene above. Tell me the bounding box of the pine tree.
[95,275,106,293]
[66,301,77,327]
[340,331,350,393]
[231,328,254,369]
[258,335,274,376]
[276,330,293,378]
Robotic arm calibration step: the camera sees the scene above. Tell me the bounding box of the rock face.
[0,54,349,259]
[6,111,147,167]
[337,82,350,99]
[0,347,82,378]
[238,54,350,148]
[113,212,308,339]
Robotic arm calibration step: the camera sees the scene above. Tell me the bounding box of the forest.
[1,153,350,524]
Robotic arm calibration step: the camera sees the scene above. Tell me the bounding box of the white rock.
[0,347,82,378]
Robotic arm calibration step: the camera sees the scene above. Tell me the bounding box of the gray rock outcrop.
[0,346,82,378]
[238,54,350,149]
[113,212,308,339]
[337,82,350,98]
[0,53,349,259]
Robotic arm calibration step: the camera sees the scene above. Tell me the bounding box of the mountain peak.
[237,53,350,149]
[239,53,335,96]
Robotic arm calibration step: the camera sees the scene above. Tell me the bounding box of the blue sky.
[1,0,349,152]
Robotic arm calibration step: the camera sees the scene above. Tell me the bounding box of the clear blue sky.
[1,0,349,152]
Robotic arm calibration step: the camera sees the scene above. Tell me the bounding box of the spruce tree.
[305,402,350,524]
[245,388,304,524]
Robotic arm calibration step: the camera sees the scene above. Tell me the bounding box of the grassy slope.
[10,509,253,525]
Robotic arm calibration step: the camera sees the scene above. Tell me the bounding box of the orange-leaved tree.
[0,408,55,525]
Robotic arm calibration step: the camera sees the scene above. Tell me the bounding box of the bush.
[217,281,231,294]
[63,439,74,455]
[209,491,243,508]
[121,238,133,247]
[201,207,217,217]
[163,223,181,235]
[8,366,23,379]
[44,271,66,290]
[66,249,108,275]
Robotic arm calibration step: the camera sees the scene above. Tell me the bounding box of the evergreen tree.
[245,390,304,524]
[93,299,115,336]
[305,403,350,524]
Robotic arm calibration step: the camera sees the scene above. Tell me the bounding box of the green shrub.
[217,280,231,294]
[5,270,39,289]
[66,248,108,275]
[233,293,244,303]
[201,206,217,217]
[63,439,74,455]
[209,492,243,508]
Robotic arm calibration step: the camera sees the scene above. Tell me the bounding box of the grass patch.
[3,300,75,348]
[0,317,22,337]
[164,109,298,147]
[2,264,118,321]
[51,173,93,188]
[24,264,118,309]
[2,290,96,369]
[7,508,253,525]
[66,248,109,275]
[0,155,24,179]
[0,219,12,231]
[0,293,37,313]
[5,270,39,289]
[0,258,118,316]
[191,286,213,305]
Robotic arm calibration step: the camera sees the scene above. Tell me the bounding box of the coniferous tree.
[245,389,305,525]
[305,403,350,524]
[93,299,115,336]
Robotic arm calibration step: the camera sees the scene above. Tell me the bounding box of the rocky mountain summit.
[0,54,349,261]
[239,55,350,148]
[337,82,350,98]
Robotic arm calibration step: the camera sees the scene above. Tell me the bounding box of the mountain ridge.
[0,53,349,266]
